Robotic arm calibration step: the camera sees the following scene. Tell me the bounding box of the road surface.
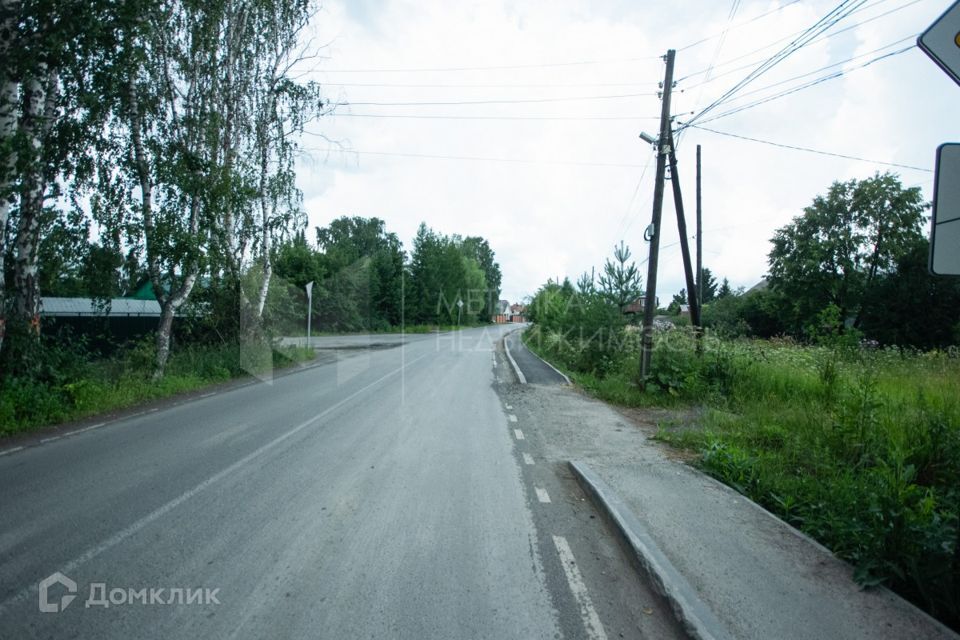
[0,325,682,639]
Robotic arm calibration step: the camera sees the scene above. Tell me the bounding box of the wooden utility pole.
[696,144,703,311]
[667,129,702,334]
[639,49,676,384]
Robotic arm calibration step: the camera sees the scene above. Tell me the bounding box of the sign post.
[305,281,314,348]
[919,2,960,275]
[930,144,960,275]
[456,299,464,326]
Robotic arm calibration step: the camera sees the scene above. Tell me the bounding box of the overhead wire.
[301,147,647,169]
[683,0,871,129]
[683,124,932,172]
[690,44,915,125]
[675,0,921,84]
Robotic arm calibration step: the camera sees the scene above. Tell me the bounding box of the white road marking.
[513,429,524,440]
[0,446,25,457]
[535,487,551,503]
[523,453,535,465]
[200,392,216,398]
[69,423,106,436]
[504,404,512,410]
[508,414,518,423]
[552,535,609,640]
[39,436,61,444]
[0,352,429,617]
[147,408,159,413]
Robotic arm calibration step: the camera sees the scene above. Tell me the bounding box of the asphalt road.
[504,328,569,384]
[0,325,680,639]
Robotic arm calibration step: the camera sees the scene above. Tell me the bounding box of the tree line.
[703,172,959,349]
[526,172,955,380]
[0,1,503,382]
[268,218,502,332]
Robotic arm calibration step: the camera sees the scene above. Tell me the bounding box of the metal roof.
[41,297,162,317]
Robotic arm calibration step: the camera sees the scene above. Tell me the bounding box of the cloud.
[296,0,959,304]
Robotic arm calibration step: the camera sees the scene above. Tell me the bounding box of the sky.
[294,0,959,305]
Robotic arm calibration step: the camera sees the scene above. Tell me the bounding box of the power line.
[676,0,921,84]
[678,0,803,51]
[713,34,916,104]
[319,81,657,89]
[685,0,870,128]
[685,124,932,172]
[301,147,647,169]
[322,113,660,121]
[294,0,802,76]
[691,44,914,124]
[338,91,656,107]
[303,55,659,74]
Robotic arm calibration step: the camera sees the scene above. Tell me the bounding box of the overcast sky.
[295,0,959,305]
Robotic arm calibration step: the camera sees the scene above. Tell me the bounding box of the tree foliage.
[768,173,926,335]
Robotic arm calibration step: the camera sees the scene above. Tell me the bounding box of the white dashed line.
[0,446,24,457]
[552,535,609,640]
[508,414,518,423]
[535,487,551,503]
[69,422,106,436]
[513,429,525,440]
[523,453,535,465]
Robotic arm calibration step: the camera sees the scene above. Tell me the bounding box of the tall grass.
[526,325,960,630]
[0,338,315,436]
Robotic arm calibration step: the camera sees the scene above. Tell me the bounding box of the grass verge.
[524,324,960,631]
[0,341,316,437]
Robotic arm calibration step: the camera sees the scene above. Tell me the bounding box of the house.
[508,303,526,323]
[492,299,511,323]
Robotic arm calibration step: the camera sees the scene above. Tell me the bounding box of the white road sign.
[918,0,960,87]
[930,144,960,276]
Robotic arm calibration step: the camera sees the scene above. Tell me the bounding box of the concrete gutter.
[569,460,734,640]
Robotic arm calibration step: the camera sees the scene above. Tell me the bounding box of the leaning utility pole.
[639,49,676,384]
[667,128,702,335]
[696,144,703,311]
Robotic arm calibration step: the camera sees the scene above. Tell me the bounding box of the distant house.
[492,299,511,323]
[508,303,526,323]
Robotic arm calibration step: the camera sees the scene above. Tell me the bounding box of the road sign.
[930,144,960,276]
[918,0,960,87]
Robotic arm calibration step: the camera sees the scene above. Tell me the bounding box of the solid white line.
[0,352,429,617]
[513,429,524,440]
[523,453,535,465]
[0,446,25,457]
[39,436,61,444]
[508,414,518,423]
[535,487,551,503]
[552,535,609,640]
[199,392,216,398]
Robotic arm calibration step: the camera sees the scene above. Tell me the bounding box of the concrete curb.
[502,330,527,384]
[569,460,734,640]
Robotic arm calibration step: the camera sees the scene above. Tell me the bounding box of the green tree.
[598,241,642,314]
[699,267,718,302]
[768,173,925,336]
